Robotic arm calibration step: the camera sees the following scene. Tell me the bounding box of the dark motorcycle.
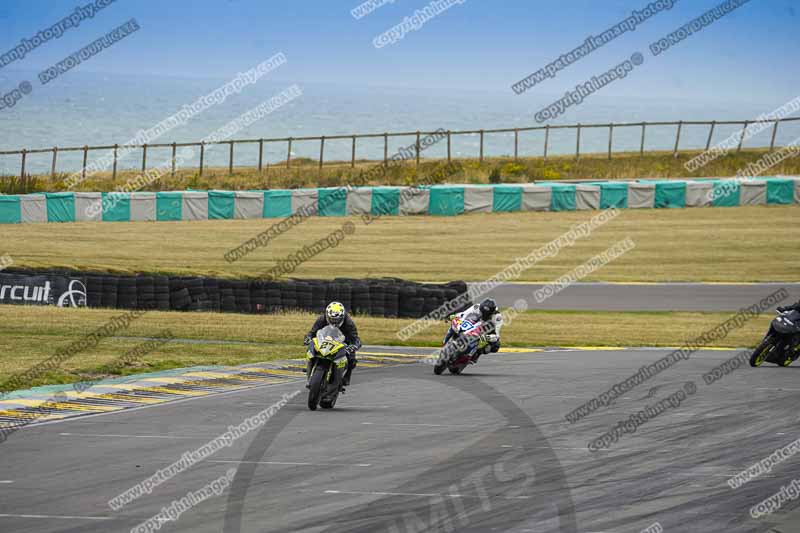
[306,325,349,410]
[750,310,800,367]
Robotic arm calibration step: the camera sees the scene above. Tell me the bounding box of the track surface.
[478,282,800,311]
[1,346,798,532]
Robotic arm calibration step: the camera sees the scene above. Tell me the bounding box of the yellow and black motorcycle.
[750,309,800,367]
[306,325,349,410]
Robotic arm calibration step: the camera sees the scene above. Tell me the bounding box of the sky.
[0,0,797,104]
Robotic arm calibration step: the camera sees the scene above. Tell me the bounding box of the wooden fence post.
[351,136,356,168]
[737,121,749,153]
[770,120,779,152]
[544,125,550,160]
[607,124,614,160]
[415,131,421,168]
[447,131,451,163]
[705,121,716,151]
[229,141,234,176]
[51,147,58,178]
[575,124,581,160]
[673,121,682,158]
[199,142,205,177]
[479,129,484,163]
[112,144,118,180]
[142,144,148,173]
[20,149,27,181]
[319,136,325,175]
[514,129,519,160]
[287,138,293,168]
[258,139,264,172]
[383,133,388,167]
[639,123,646,157]
[82,145,88,182]
[171,143,177,177]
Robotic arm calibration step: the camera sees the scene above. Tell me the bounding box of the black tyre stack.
[350,281,371,316]
[264,281,282,313]
[294,281,313,313]
[383,282,400,318]
[101,275,119,308]
[232,280,251,313]
[219,280,236,313]
[3,268,470,320]
[154,276,171,310]
[203,277,221,312]
[250,281,267,314]
[280,282,297,311]
[368,281,385,317]
[116,277,138,309]
[308,280,328,313]
[136,276,156,310]
[330,281,352,312]
[85,275,104,308]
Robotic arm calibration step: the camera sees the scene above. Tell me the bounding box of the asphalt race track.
[2,345,799,533]
[478,282,800,311]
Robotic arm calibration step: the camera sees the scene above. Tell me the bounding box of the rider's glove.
[345,345,357,357]
[486,333,498,343]
[778,306,788,313]
[303,335,313,346]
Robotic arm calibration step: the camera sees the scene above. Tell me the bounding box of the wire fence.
[3,116,800,182]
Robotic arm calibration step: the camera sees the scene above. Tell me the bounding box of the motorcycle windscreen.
[774,311,800,334]
[316,326,346,356]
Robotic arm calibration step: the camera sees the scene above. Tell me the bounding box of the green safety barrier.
[318,188,348,217]
[372,187,400,216]
[712,180,739,207]
[429,186,464,216]
[264,190,292,218]
[598,182,628,209]
[3,178,797,225]
[102,192,130,222]
[156,192,183,221]
[550,184,576,212]
[0,195,21,224]
[766,178,795,205]
[208,191,235,220]
[492,185,522,212]
[654,181,687,208]
[46,192,75,223]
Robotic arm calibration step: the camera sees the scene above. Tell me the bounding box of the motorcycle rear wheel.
[448,366,463,375]
[307,366,326,410]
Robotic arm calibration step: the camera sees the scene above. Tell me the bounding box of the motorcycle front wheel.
[750,338,773,367]
[320,394,338,409]
[307,365,326,410]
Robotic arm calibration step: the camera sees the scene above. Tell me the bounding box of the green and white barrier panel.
[1,177,797,224]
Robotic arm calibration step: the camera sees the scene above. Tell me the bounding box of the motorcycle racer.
[443,298,503,362]
[304,302,361,389]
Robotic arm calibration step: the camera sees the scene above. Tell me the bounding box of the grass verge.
[3,148,800,194]
[2,206,798,282]
[0,306,768,392]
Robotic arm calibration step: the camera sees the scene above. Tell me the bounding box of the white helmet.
[325,301,346,327]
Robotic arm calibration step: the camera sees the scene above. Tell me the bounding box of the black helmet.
[479,298,497,321]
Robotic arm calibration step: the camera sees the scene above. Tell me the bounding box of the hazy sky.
[0,0,797,102]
